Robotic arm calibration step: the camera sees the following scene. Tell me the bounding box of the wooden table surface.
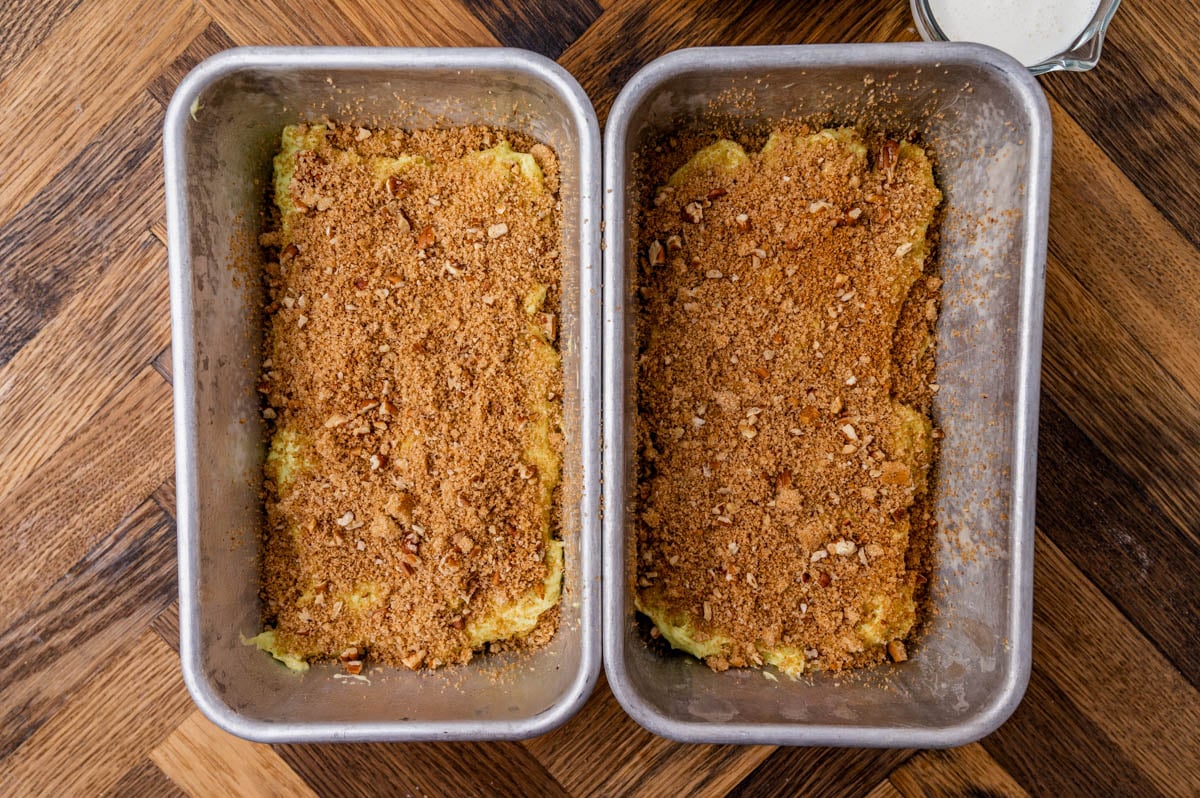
[2,1,1198,795]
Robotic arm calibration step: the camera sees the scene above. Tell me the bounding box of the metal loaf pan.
[165,47,602,743]
[602,43,1050,747]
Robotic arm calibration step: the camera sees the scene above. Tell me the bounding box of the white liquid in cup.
[926,0,1103,67]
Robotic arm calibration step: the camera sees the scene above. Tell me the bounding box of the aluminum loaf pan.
[602,43,1050,747]
[165,47,602,743]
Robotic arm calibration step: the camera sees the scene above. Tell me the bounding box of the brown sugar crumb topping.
[635,125,943,674]
[258,123,564,670]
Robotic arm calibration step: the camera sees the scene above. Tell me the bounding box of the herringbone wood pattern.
[1,1,1199,795]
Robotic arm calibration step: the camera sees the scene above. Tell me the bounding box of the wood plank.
[459,0,602,58]
[557,0,753,123]
[0,499,175,758]
[982,531,1200,796]
[201,0,498,48]
[329,0,499,47]
[151,600,181,655]
[0,631,192,796]
[276,739,569,798]
[146,21,236,108]
[0,92,165,367]
[1041,250,1200,546]
[1025,533,1200,795]
[0,232,171,500]
[1042,0,1200,249]
[982,662,1162,797]
[1047,98,1200,405]
[0,366,174,630]
[557,0,910,123]
[0,0,208,227]
[1037,394,1200,687]
[864,780,904,798]
[103,758,186,798]
[887,744,1028,797]
[0,0,83,83]
[152,344,174,386]
[725,747,913,798]
[197,0,363,45]
[153,472,177,520]
[152,711,317,798]
[522,675,774,798]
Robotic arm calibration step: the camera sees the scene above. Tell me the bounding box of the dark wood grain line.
[522,674,772,797]
[0,499,175,760]
[981,662,1162,797]
[1037,394,1200,687]
[0,92,163,368]
[276,739,570,798]
[152,473,177,521]
[716,0,915,48]
[102,757,186,798]
[146,21,236,108]
[460,0,602,59]
[198,0,369,46]
[1041,253,1200,549]
[0,0,83,83]
[150,601,180,655]
[0,366,175,630]
[726,747,914,798]
[558,0,911,125]
[1041,3,1200,250]
[558,0,741,124]
[887,744,1029,797]
[152,344,173,386]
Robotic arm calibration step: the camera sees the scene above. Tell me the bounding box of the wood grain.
[1029,533,1200,795]
[1036,395,1200,687]
[460,0,603,58]
[276,739,570,798]
[0,92,165,367]
[0,631,191,796]
[523,674,774,797]
[1042,0,1200,248]
[0,365,174,628]
[726,747,914,798]
[153,712,319,798]
[1,1,1199,795]
[888,744,1029,797]
[105,758,187,798]
[0,0,208,227]
[0,499,175,758]
[0,230,171,501]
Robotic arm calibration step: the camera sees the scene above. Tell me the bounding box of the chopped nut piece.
[878,139,899,182]
[335,511,355,527]
[734,213,751,231]
[887,639,907,662]
[682,201,704,224]
[487,222,509,239]
[895,242,914,258]
[705,269,723,279]
[666,234,684,252]
[537,312,558,342]
[648,239,666,265]
[416,225,435,249]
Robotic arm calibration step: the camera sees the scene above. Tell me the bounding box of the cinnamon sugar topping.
[256,123,564,670]
[634,126,942,675]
